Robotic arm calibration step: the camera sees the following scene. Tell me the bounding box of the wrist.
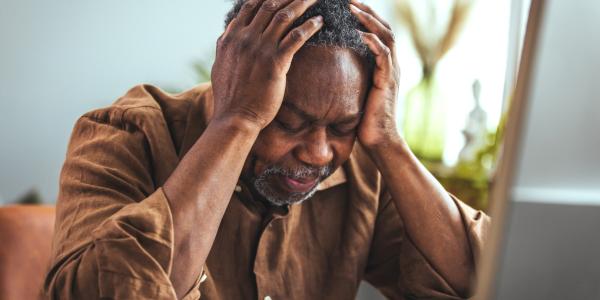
[210,113,264,138]
[363,131,406,152]
[364,134,412,164]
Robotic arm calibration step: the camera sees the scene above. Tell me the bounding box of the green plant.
[14,189,43,205]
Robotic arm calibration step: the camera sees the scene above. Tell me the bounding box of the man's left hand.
[350,0,402,150]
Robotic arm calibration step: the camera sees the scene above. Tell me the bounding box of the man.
[44,0,490,299]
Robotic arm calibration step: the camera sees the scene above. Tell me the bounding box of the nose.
[294,126,334,168]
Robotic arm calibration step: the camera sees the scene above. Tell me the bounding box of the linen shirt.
[44,83,490,299]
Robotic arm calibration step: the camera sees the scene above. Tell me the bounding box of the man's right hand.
[210,0,323,130]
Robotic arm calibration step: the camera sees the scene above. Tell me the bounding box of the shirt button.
[264,296,272,300]
[234,185,242,193]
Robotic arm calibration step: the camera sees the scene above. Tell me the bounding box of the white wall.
[493,1,600,298]
[0,0,231,203]
[513,0,600,204]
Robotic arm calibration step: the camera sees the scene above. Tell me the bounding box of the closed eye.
[329,123,360,136]
[275,119,306,134]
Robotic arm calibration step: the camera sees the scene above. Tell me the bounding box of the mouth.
[278,174,319,193]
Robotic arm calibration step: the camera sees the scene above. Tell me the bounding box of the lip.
[279,175,319,193]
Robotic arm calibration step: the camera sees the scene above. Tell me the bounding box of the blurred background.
[4,2,600,300]
[0,0,530,297]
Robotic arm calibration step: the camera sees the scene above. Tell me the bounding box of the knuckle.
[241,0,257,12]
[383,47,392,56]
[290,28,306,41]
[238,32,254,48]
[262,0,279,12]
[217,35,227,47]
[258,49,275,62]
[363,32,376,40]
[218,32,235,48]
[386,30,396,43]
[274,10,293,23]
[309,17,321,27]
[366,13,377,23]
[381,45,391,56]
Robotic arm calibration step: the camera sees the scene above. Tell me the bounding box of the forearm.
[163,116,260,298]
[366,137,474,295]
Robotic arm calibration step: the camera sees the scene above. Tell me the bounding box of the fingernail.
[315,15,324,23]
[349,4,360,13]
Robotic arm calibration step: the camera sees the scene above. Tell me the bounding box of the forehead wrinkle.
[282,97,361,124]
[291,77,362,122]
[285,47,368,122]
[314,64,362,121]
[282,101,319,122]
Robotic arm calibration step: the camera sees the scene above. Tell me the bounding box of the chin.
[249,161,333,206]
[254,178,320,206]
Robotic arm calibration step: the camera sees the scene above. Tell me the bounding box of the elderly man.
[44,0,489,299]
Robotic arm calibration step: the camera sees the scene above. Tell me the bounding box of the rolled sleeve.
[93,188,175,299]
[181,269,206,300]
[364,193,490,299]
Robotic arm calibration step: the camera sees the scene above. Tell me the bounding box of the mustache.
[262,164,332,180]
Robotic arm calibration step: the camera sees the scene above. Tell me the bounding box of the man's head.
[227,0,374,206]
[225,0,374,63]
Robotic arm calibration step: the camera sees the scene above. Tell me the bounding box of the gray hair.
[225,0,375,66]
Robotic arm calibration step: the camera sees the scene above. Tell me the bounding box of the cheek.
[250,128,297,175]
[331,138,356,166]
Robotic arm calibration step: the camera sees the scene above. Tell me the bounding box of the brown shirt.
[44,83,490,300]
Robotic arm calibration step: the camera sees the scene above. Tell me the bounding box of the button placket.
[253,198,293,299]
[254,211,283,299]
[255,221,270,299]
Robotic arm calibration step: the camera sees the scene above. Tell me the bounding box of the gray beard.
[252,164,332,206]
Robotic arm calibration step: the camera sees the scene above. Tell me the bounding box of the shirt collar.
[316,167,347,191]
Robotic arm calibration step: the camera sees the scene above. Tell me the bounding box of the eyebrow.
[282,101,363,124]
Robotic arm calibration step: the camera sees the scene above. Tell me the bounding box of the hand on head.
[211,0,324,130]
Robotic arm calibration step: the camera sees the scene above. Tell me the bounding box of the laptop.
[474,0,600,299]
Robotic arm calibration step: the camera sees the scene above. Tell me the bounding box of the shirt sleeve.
[363,191,491,299]
[44,110,202,299]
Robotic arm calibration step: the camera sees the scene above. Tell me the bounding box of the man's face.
[242,46,371,206]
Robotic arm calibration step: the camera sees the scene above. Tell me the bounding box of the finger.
[359,31,393,74]
[349,0,391,30]
[217,20,236,46]
[232,0,266,28]
[263,0,318,40]
[350,4,395,47]
[249,0,293,33]
[278,16,324,59]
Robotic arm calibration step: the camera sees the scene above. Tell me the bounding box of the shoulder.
[76,83,213,149]
[65,83,214,186]
[82,83,211,130]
